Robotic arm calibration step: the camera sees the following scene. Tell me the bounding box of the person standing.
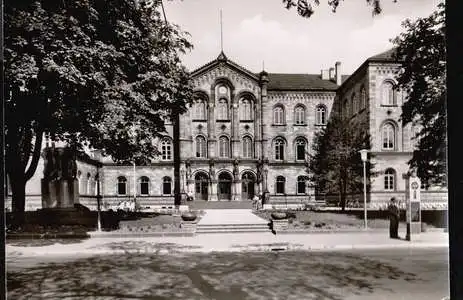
[388,197,400,238]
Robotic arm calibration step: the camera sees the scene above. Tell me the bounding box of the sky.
[163,0,441,75]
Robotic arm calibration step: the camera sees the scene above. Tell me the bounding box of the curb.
[6,242,449,257]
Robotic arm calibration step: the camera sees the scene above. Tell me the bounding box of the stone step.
[196,227,270,233]
[197,223,270,228]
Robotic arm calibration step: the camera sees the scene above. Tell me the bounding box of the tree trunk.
[9,172,26,227]
[173,112,181,206]
[339,178,347,211]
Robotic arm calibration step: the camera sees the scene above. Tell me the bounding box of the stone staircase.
[196,209,271,234]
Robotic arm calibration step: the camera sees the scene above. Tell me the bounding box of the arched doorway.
[194,172,209,201]
[241,172,256,200]
[218,172,232,200]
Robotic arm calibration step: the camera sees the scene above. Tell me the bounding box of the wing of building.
[5,49,448,211]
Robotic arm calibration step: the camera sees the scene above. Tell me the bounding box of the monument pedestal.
[42,178,79,209]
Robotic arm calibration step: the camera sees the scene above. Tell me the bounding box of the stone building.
[6,49,448,211]
[332,48,447,209]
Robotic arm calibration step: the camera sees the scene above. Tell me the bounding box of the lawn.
[254,210,411,231]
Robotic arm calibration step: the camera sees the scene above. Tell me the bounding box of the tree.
[307,116,374,211]
[5,0,193,222]
[391,3,446,187]
[282,0,395,19]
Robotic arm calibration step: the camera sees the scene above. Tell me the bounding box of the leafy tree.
[307,116,374,210]
[282,0,395,19]
[392,3,446,187]
[5,0,193,221]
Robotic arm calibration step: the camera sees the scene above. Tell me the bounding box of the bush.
[286,211,296,219]
[181,212,197,221]
[271,212,288,220]
[303,221,311,226]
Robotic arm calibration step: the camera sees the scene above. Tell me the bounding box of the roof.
[190,51,351,91]
[190,51,259,81]
[266,73,341,91]
[367,48,400,63]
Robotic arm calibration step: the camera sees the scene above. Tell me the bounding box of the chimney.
[329,68,335,80]
[321,69,329,80]
[335,61,342,85]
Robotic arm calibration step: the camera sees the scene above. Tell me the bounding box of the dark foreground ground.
[7,247,449,300]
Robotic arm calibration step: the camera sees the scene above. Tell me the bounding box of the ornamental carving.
[192,65,258,93]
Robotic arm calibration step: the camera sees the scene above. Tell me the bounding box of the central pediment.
[190,52,262,94]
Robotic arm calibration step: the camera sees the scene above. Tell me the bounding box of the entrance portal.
[241,172,256,200]
[194,172,209,201]
[218,172,232,200]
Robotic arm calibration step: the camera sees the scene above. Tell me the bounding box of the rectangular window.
[275,144,284,160]
[384,176,394,190]
[118,183,126,195]
[162,144,172,160]
[297,181,306,194]
[296,145,305,160]
[163,182,171,195]
[140,183,149,195]
[276,182,285,194]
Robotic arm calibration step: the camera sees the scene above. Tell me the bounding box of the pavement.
[6,228,449,258]
[197,209,268,225]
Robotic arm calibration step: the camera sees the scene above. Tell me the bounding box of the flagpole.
[220,9,223,52]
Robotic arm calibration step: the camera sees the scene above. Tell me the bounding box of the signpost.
[405,174,421,241]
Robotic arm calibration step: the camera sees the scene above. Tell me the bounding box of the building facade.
[6,50,448,211]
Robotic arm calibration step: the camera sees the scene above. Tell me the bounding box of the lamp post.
[359,149,369,230]
[263,167,268,205]
[181,168,185,194]
[96,171,102,232]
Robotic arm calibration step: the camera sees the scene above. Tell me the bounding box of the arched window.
[162,176,172,195]
[382,123,395,150]
[274,138,285,161]
[86,173,91,195]
[77,171,82,194]
[161,138,172,160]
[140,176,149,195]
[297,176,308,194]
[240,98,252,120]
[195,100,206,120]
[382,81,396,105]
[295,138,306,161]
[196,136,207,158]
[94,175,99,196]
[242,136,253,158]
[219,136,230,158]
[294,105,305,125]
[217,98,228,120]
[276,176,286,194]
[360,86,367,109]
[273,106,285,125]
[384,169,395,191]
[117,176,127,195]
[316,105,327,125]
[343,99,348,119]
[352,93,357,114]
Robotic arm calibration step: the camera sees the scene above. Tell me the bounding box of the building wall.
[12,54,447,211]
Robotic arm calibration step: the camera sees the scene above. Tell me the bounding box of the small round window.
[218,86,227,95]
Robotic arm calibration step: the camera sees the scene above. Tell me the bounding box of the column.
[234,180,241,201]
[259,71,269,160]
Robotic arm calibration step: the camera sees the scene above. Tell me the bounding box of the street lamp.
[181,168,185,194]
[359,149,369,230]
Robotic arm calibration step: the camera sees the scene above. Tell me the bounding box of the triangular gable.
[190,51,260,83]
